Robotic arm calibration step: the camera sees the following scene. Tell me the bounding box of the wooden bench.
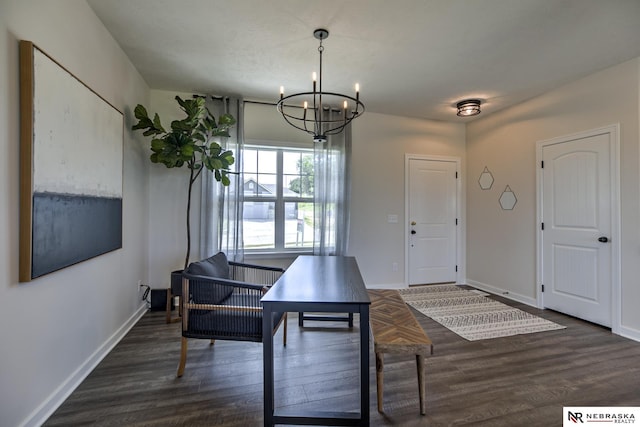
[368,289,433,415]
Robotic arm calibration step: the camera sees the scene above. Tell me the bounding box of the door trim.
[404,154,464,286]
[535,124,621,334]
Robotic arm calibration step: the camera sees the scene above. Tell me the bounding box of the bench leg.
[416,354,426,415]
[177,337,188,378]
[375,352,384,413]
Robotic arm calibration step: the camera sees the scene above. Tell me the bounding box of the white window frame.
[243,144,314,255]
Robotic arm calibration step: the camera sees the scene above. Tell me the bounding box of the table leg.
[360,305,370,425]
[416,354,426,415]
[263,304,275,426]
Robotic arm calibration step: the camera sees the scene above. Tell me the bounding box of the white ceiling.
[87,0,640,122]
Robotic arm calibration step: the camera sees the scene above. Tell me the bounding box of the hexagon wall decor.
[478,166,494,190]
[499,185,517,210]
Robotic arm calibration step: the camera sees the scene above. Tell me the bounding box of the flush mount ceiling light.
[456,99,481,117]
[277,29,365,143]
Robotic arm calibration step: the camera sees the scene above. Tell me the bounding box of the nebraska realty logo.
[564,407,639,425]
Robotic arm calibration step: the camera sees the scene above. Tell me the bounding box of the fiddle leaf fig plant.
[132,95,236,269]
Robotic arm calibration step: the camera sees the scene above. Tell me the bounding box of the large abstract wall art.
[19,41,123,282]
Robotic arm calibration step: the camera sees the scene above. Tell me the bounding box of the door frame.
[404,154,464,286]
[535,124,621,334]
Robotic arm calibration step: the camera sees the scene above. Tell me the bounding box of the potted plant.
[132,96,236,319]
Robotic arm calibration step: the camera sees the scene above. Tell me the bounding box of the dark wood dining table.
[261,255,371,426]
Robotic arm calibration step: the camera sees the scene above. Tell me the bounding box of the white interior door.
[541,132,612,327]
[408,158,457,285]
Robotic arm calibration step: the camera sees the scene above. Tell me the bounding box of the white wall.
[349,112,466,287]
[466,58,640,337]
[0,1,150,426]
[245,101,313,147]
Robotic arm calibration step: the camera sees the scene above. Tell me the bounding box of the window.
[243,145,314,252]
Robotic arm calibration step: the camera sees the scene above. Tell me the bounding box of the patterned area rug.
[398,284,565,341]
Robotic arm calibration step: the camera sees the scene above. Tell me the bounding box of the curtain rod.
[196,95,344,112]
[194,94,276,107]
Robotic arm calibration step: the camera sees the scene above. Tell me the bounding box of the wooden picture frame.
[19,41,124,282]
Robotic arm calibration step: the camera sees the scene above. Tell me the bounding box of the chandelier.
[277,29,365,143]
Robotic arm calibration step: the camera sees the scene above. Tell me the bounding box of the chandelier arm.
[278,93,363,110]
[279,113,316,136]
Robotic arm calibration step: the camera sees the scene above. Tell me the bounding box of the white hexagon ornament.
[499,185,517,210]
[478,167,494,190]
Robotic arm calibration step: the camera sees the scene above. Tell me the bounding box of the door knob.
[411,230,416,235]
[598,236,609,243]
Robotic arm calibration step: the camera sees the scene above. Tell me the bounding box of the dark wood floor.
[45,291,640,426]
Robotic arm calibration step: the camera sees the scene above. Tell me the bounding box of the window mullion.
[274,149,285,250]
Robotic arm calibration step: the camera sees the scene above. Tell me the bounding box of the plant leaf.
[211,129,231,138]
[218,114,236,127]
[150,139,166,153]
[151,113,165,133]
[134,104,149,120]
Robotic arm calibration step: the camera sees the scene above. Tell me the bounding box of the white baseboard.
[366,283,406,289]
[618,325,640,343]
[465,279,538,307]
[22,304,148,427]
[366,280,470,290]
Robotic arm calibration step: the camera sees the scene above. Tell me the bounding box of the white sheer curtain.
[313,114,352,256]
[200,96,244,262]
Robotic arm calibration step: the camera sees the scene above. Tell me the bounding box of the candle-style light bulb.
[355,83,360,102]
[304,101,308,110]
[343,100,348,110]
[280,86,284,100]
[312,72,317,93]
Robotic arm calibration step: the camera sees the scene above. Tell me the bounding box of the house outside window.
[243,145,314,252]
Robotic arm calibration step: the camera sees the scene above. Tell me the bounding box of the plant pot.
[166,270,183,324]
[171,269,183,297]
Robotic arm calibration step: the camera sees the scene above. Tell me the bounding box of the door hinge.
[541,160,544,168]
[455,218,458,225]
[541,284,545,292]
[455,265,458,272]
[541,222,544,231]
[455,171,458,179]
